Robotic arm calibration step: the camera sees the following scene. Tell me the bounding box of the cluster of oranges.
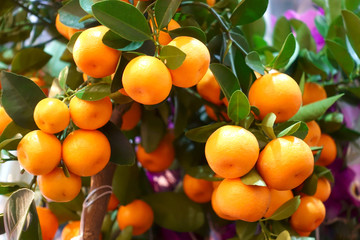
[17,96,112,202]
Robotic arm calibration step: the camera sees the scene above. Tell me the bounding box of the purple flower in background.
[284,9,325,51]
[146,169,180,192]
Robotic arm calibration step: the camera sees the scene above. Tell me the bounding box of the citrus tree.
[0,0,360,239]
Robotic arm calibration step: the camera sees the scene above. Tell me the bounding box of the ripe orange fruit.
[264,189,293,218]
[214,178,270,222]
[183,174,213,203]
[313,177,331,202]
[38,167,81,202]
[168,36,210,88]
[211,187,237,221]
[303,121,321,147]
[107,193,120,211]
[316,133,337,166]
[248,73,302,123]
[55,14,81,40]
[37,207,59,240]
[207,0,216,6]
[205,106,229,122]
[197,69,223,105]
[122,55,172,105]
[302,82,327,105]
[290,196,326,232]
[62,129,111,176]
[205,125,259,178]
[17,130,61,175]
[61,221,80,240]
[0,107,12,134]
[121,102,142,131]
[30,77,48,96]
[150,19,181,45]
[33,98,70,134]
[69,96,112,130]
[256,136,314,191]
[136,134,175,172]
[117,199,154,236]
[73,25,121,78]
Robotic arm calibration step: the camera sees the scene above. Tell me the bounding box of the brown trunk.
[82,162,116,240]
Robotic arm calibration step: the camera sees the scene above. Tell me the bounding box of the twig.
[11,0,52,25]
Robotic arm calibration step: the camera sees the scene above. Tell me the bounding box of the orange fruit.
[207,0,216,6]
[121,102,142,131]
[256,136,314,191]
[38,167,82,202]
[73,25,121,78]
[213,178,270,222]
[205,106,229,122]
[150,19,181,45]
[168,36,210,88]
[248,73,302,123]
[107,193,120,211]
[37,207,59,240]
[118,88,129,96]
[316,133,337,166]
[183,174,213,203]
[211,187,237,221]
[313,177,331,202]
[302,82,327,105]
[0,107,12,134]
[33,98,70,134]
[197,69,223,105]
[264,189,294,218]
[69,96,112,130]
[205,125,259,178]
[136,134,175,172]
[295,230,312,237]
[30,77,48,96]
[17,130,61,175]
[122,55,172,105]
[303,121,321,147]
[61,221,80,240]
[62,129,111,177]
[290,196,326,232]
[55,14,81,40]
[117,199,154,236]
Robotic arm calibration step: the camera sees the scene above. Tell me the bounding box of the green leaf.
[227,90,250,122]
[186,165,220,181]
[92,1,151,41]
[159,45,186,70]
[143,192,205,232]
[271,33,296,69]
[0,213,4,235]
[116,226,133,240]
[64,65,84,91]
[267,196,301,220]
[100,122,135,166]
[326,39,354,76]
[112,165,140,205]
[210,63,240,101]
[302,174,318,196]
[185,122,227,143]
[277,231,291,240]
[48,193,84,224]
[314,165,334,182]
[169,26,207,44]
[299,73,305,95]
[75,83,111,101]
[273,17,292,50]
[274,121,308,140]
[277,122,301,138]
[20,201,42,240]
[11,48,51,74]
[58,0,97,29]
[290,19,317,52]
[1,71,46,129]
[245,51,265,75]
[290,94,344,122]
[234,49,255,94]
[261,113,277,140]
[319,112,343,133]
[0,184,22,195]
[230,0,268,26]
[0,122,30,150]
[66,31,81,54]
[155,0,182,29]
[103,30,144,51]
[140,110,166,152]
[344,0,360,11]
[0,0,15,16]
[0,134,22,151]
[241,168,266,186]
[235,220,258,240]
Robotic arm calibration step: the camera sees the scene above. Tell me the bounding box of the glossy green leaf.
[235,220,258,240]
[234,49,255,94]
[103,30,144,51]
[66,31,81,54]
[326,39,354,76]
[210,63,240,101]
[112,165,140,206]
[11,48,51,74]
[100,122,135,166]
[0,134,21,151]
[314,165,334,182]
[75,83,111,101]
[0,122,30,150]
[267,196,300,220]
[277,122,301,138]
[299,73,305,95]
[273,17,292,50]
[143,192,205,232]
[155,0,182,29]
[116,226,133,240]
[290,19,317,52]
[48,194,84,224]
[65,65,84,90]
[302,174,318,196]
[271,33,296,69]
[275,121,308,140]
[19,200,42,240]
[92,1,151,41]
[230,0,268,26]
[299,50,328,78]
[186,165,220,181]
[230,31,250,53]
[290,94,344,122]
[185,122,227,143]
[315,15,328,37]
[245,51,265,75]
[59,0,97,29]
[1,71,45,129]
[169,26,207,44]
[159,45,186,70]
[241,169,266,186]
[0,184,22,195]
[242,17,266,45]
[277,231,291,240]
[141,110,166,152]
[319,112,343,133]
[345,0,360,11]
[227,90,250,122]
[261,113,277,140]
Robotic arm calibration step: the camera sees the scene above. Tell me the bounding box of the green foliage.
[271,33,296,70]
[230,0,268,26]
[103,31,144,51]
[169,27,207,44]
[11,48,51,74]
[245,51,265,75]
[241,169,266,187]
[155,0,182,29]
[75,83,111,101]
[185,122,227,143]
[210,63,240,100]
[266,196,301,221]
[159,45,186,70]
[227,90,250,123]
[236,220,258,240]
